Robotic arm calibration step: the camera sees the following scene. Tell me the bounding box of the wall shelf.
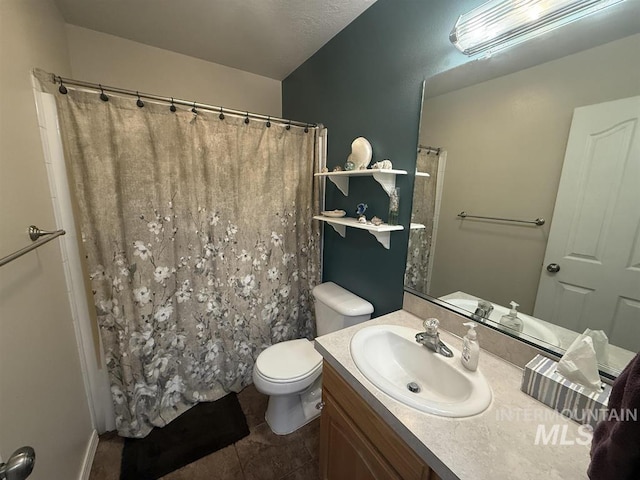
[313,215,403,249]
[410,222,426,230]
[315,169,408,196]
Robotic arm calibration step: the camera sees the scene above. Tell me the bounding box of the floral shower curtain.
[38,74,321,437]
[404,149,440,293]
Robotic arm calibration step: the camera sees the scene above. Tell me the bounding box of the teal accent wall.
[283,0,483,316]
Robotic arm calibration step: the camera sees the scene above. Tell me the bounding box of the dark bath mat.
[120,393,249,479]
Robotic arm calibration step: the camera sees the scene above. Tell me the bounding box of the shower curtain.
[37,74,321,437]
[404,149,440,293]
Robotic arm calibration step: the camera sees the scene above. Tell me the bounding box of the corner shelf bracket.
[368,230,391,249]
[327,176,349,196]
[326,222,346,238]
[371,171,398,196]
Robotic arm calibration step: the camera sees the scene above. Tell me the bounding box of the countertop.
[440,290,633,376]
[314,309,591,480]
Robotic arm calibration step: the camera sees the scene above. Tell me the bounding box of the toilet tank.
[312,282,374,336]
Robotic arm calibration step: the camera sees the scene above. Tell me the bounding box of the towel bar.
[0,226,66,267]
[458,211,545,226]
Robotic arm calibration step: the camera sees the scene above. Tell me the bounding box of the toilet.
[252,281,374,435]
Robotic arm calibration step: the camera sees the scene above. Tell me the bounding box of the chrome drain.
[407,382,421,393]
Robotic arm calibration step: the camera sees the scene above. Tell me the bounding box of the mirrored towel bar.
[458,211,545,226]
[0,226,66,267]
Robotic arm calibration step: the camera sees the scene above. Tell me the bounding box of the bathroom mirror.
[405,32,640,378]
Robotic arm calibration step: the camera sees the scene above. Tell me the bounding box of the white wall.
[0,3,286,476]
[65,25,282,117]
[422,34,640,313]
[0,1,94,479]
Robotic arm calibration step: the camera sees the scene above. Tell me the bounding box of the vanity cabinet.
[320,361,440,480]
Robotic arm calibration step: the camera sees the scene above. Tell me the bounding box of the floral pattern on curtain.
[44,80,321,437]
[405,228,431,291]
[404,149,440,293]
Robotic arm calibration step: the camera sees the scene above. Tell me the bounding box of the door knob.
[546,263,560,273]
[0,446,35,480]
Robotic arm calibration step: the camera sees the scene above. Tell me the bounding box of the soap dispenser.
[461,322,480,372]
[500,301,524,333]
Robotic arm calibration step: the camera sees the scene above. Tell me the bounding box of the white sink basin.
[350,325,492,417]
[444,298,560,346]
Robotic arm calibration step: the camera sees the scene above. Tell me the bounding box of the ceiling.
[54,0,378,81]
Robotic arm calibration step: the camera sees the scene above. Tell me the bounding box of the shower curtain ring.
[136,92,144,108]
[58,76,68,95]
[219,107,225,120]
[99,84,109,102]
[286,120,291,130]
[266,116,271,128]
[191,102,198,115]
[304,123,309,133]
[244,112,250,124]
[170,98,177,112]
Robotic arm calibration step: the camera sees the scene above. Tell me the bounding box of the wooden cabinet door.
[320,361,434,480]
[320,391,402,480]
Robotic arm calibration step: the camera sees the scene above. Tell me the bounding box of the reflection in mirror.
[405,147,444,294]
[405,33,640,377]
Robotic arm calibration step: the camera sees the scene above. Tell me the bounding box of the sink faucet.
[472,300,493,322]
[415,318,454,357]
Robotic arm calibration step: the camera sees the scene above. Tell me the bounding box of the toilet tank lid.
[312,282,374,316]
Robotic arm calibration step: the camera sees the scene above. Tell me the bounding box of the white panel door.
[534,96,640,351]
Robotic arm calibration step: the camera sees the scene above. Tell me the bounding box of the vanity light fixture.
[450,0,624,56]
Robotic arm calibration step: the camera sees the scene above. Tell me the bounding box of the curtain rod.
[418,145,441,155]
[52,74,318,130]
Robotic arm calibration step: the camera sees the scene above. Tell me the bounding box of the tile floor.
[89,385,320,480]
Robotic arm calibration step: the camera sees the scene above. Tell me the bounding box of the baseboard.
[79,429,99,480]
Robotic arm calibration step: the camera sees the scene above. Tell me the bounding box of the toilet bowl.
[253,338,323,435]
[252,282,373,435]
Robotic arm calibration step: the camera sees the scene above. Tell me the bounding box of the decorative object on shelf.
[371,159,393,170]
[347,137,373,170]
[371,216,383,226]
[313,169,407,197]
[388,187,400,225]
[321,166,329,173]
[356,203,368,224]
[344,160,355,171]
[312,168,406,245]
[321,210,347,218]
[332,165,343,172]
[312,215,403,249]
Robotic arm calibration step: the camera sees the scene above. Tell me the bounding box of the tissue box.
[521,354,612,428]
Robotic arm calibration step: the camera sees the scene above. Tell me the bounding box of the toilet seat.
[255,338,322,383]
